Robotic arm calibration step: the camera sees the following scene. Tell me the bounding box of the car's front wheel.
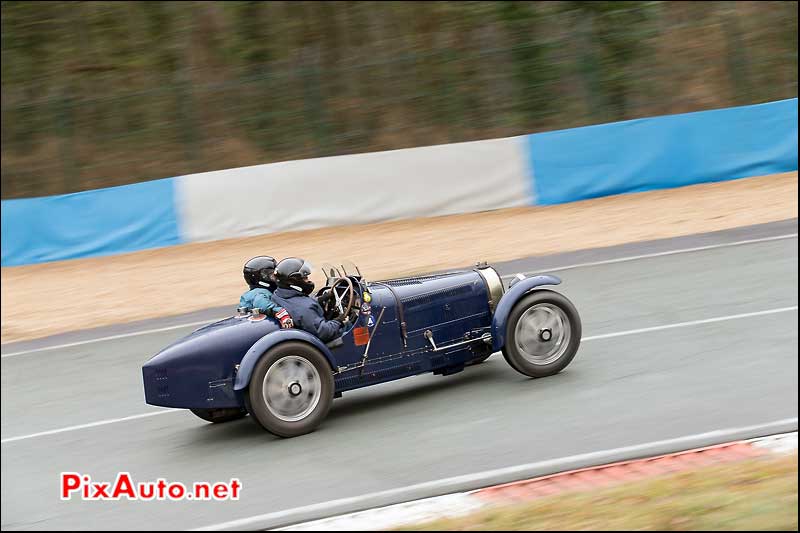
[246,341,334,438]
[190,407,247,423]
[502,290,581,378]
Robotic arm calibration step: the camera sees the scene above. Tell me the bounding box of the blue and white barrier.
[529,97,798,205]
[175,136,531,243]
[2,98,796,267]
[1,178,182,266]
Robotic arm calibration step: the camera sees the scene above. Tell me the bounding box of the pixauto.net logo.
[60,472,242,501]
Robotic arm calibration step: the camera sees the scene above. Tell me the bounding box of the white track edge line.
[3,232,796,358]
[1,319,225,358]
[279,431,799,531]
[581,306,798,341]
[2,305,796,445]
[499,233,797,279]
[0,410,177,444]
[192,418,798,531]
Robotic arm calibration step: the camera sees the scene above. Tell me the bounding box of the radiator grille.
[154,369,169,398]
[402,283,473,308]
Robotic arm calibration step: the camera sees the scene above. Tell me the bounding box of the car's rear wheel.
[246,341,334,438]
[190,407,247,423]
[502,290,581,378]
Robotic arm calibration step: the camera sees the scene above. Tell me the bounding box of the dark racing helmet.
[243,256,278,290]
[275,257,315,295]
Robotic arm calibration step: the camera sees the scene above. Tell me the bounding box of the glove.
[275,308,294,329]
[317,291,333,306]
[237,306,249,314]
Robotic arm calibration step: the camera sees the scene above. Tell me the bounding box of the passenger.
[238,256,294,329]
[272,257,346,342]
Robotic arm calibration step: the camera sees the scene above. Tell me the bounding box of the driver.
[272,257,346,342]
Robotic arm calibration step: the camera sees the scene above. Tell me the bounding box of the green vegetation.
[400,453,798,531]
[1,1,797,198]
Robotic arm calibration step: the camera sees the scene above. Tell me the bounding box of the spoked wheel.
[502,290,581,378]
[246,342,334,438]
[190,407,247,423]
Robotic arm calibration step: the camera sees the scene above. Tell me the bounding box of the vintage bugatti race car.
[142,262,582,438]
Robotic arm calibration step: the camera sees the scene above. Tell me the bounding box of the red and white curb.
[276,431,797,531]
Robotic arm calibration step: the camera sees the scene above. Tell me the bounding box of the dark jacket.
[272,287,343,342]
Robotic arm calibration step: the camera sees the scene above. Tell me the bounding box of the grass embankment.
[401,453,798,531]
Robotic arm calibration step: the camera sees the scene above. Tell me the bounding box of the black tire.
[190,407,247,424]
[502,290,581,378]
[246,341,335,438]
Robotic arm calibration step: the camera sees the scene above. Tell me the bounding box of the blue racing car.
[142,261,582,437]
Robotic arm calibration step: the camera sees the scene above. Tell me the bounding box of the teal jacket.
[238,288,281,315]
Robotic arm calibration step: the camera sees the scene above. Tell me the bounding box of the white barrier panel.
[176,136,531,243]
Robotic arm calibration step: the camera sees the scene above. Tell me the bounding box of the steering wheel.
[319,277,355,322]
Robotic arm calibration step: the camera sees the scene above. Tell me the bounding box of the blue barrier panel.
[1,178,182,266]
[528,98,798,205]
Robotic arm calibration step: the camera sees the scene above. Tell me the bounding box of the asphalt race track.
[2,219,798,530]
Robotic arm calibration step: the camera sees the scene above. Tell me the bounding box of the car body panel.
[142,315,278,409]
[142,267,563,410]
[490,274,562,350]
[233,329,337,391]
